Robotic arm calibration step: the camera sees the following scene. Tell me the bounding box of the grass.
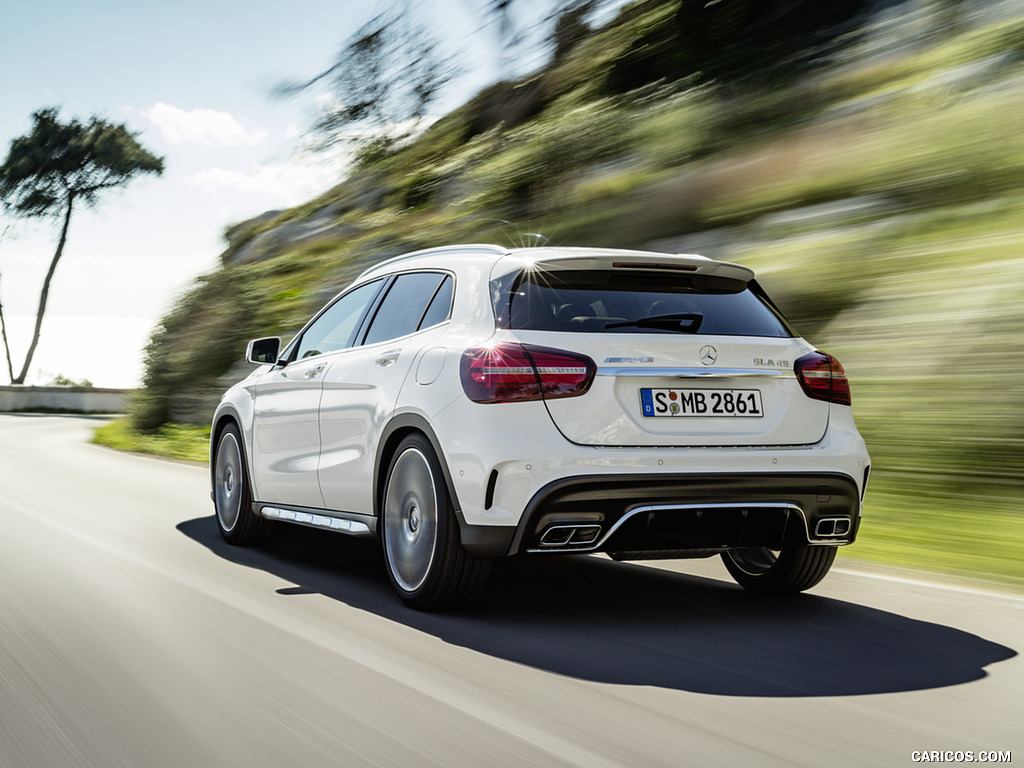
[844,479,1024,591]
[92,418,210,463]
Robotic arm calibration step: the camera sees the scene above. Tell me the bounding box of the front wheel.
[381,434,490,610]
[722,545,836,593]
[213,423,272,545]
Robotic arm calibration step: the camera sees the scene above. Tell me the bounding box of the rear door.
[495,257,827,447]
[317,271,453,513]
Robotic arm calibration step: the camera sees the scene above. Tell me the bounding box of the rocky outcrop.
[223,202,360,266]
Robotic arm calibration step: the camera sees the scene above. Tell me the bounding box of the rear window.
[492,269,793,338]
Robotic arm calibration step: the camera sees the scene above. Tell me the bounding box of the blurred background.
[4,0,1023,587]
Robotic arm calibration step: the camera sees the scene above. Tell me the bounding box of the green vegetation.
[128,0,1024,589]
[47,373,94,387]
[92,418,209,463]
[847,488,1024,590]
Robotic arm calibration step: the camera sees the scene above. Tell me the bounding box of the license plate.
[640,388,764,418]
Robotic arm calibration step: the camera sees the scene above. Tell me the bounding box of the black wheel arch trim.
[374,413,516,558]
[210,405,246,501]
[374,415,512,561]
[375,413,461,519]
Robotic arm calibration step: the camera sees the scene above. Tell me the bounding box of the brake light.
[612,262,698,272]
[795,351,851,406]
[460,343,596,403]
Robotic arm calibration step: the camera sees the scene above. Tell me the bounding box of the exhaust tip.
[815,517,851,538]
[539,524,602,548]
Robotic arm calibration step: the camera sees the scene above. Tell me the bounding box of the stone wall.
[0,386,129,414]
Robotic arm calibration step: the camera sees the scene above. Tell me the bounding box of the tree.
[603,0,876,94]
[548,1,602,65]
[277,8,459,159]
[0,226,15,382]
[671,0,874,82]
[0,108,163,384]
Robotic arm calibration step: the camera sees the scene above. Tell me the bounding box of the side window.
[362,272,447,345]
[293,279,383,360]
[418,275,453,330]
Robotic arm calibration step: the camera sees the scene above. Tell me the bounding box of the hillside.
[137,0,1024,585]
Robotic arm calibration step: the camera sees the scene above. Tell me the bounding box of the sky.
[0,0,509,387]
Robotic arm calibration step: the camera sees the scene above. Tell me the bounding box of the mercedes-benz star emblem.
[699,345,718,366]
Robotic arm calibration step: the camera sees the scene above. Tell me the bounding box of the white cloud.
[187,157,344,206]
[142,102,267,147]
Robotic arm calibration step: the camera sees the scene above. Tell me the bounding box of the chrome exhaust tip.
[814,517,851,538]
[539,524,602,548]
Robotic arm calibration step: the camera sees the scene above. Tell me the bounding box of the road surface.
[0,414,1019,767]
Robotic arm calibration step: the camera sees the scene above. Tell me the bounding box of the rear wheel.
[381,434,490,610]
[214,423,272,545]
[722,545,836,593]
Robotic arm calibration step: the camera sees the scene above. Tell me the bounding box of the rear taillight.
[460,343,596,404]
[526,346,597,399]
[795,351,851,406]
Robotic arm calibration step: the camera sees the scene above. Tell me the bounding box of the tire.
[213,423,273,545]
[721,545,836,594]
[381,434,490,610]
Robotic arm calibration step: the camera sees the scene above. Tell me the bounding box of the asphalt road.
[0,414,1019,768]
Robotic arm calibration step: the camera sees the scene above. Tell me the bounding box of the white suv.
[211,245,870,609]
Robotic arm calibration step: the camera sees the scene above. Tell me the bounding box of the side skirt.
[252,502,377,537]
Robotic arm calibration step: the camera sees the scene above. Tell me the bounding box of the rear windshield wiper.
[606,313,704,333]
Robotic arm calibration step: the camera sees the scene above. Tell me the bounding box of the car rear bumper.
[458,471,863,558]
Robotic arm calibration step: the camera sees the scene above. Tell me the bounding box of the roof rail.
[357,244,509,280]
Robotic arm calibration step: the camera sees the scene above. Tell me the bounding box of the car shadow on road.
[178,515,1016,698]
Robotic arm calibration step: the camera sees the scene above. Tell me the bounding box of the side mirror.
[246,337,281,365]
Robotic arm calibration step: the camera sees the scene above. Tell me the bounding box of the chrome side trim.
[596,367,795,379]
[526,502,833,554]
[258,505,374,537]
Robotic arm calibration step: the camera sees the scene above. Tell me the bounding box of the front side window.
[493,269,793,338]
[362,272,449,345]
[293,279,383,360]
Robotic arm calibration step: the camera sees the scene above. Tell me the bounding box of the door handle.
[305,363,326,379]
[376,350,401,367]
